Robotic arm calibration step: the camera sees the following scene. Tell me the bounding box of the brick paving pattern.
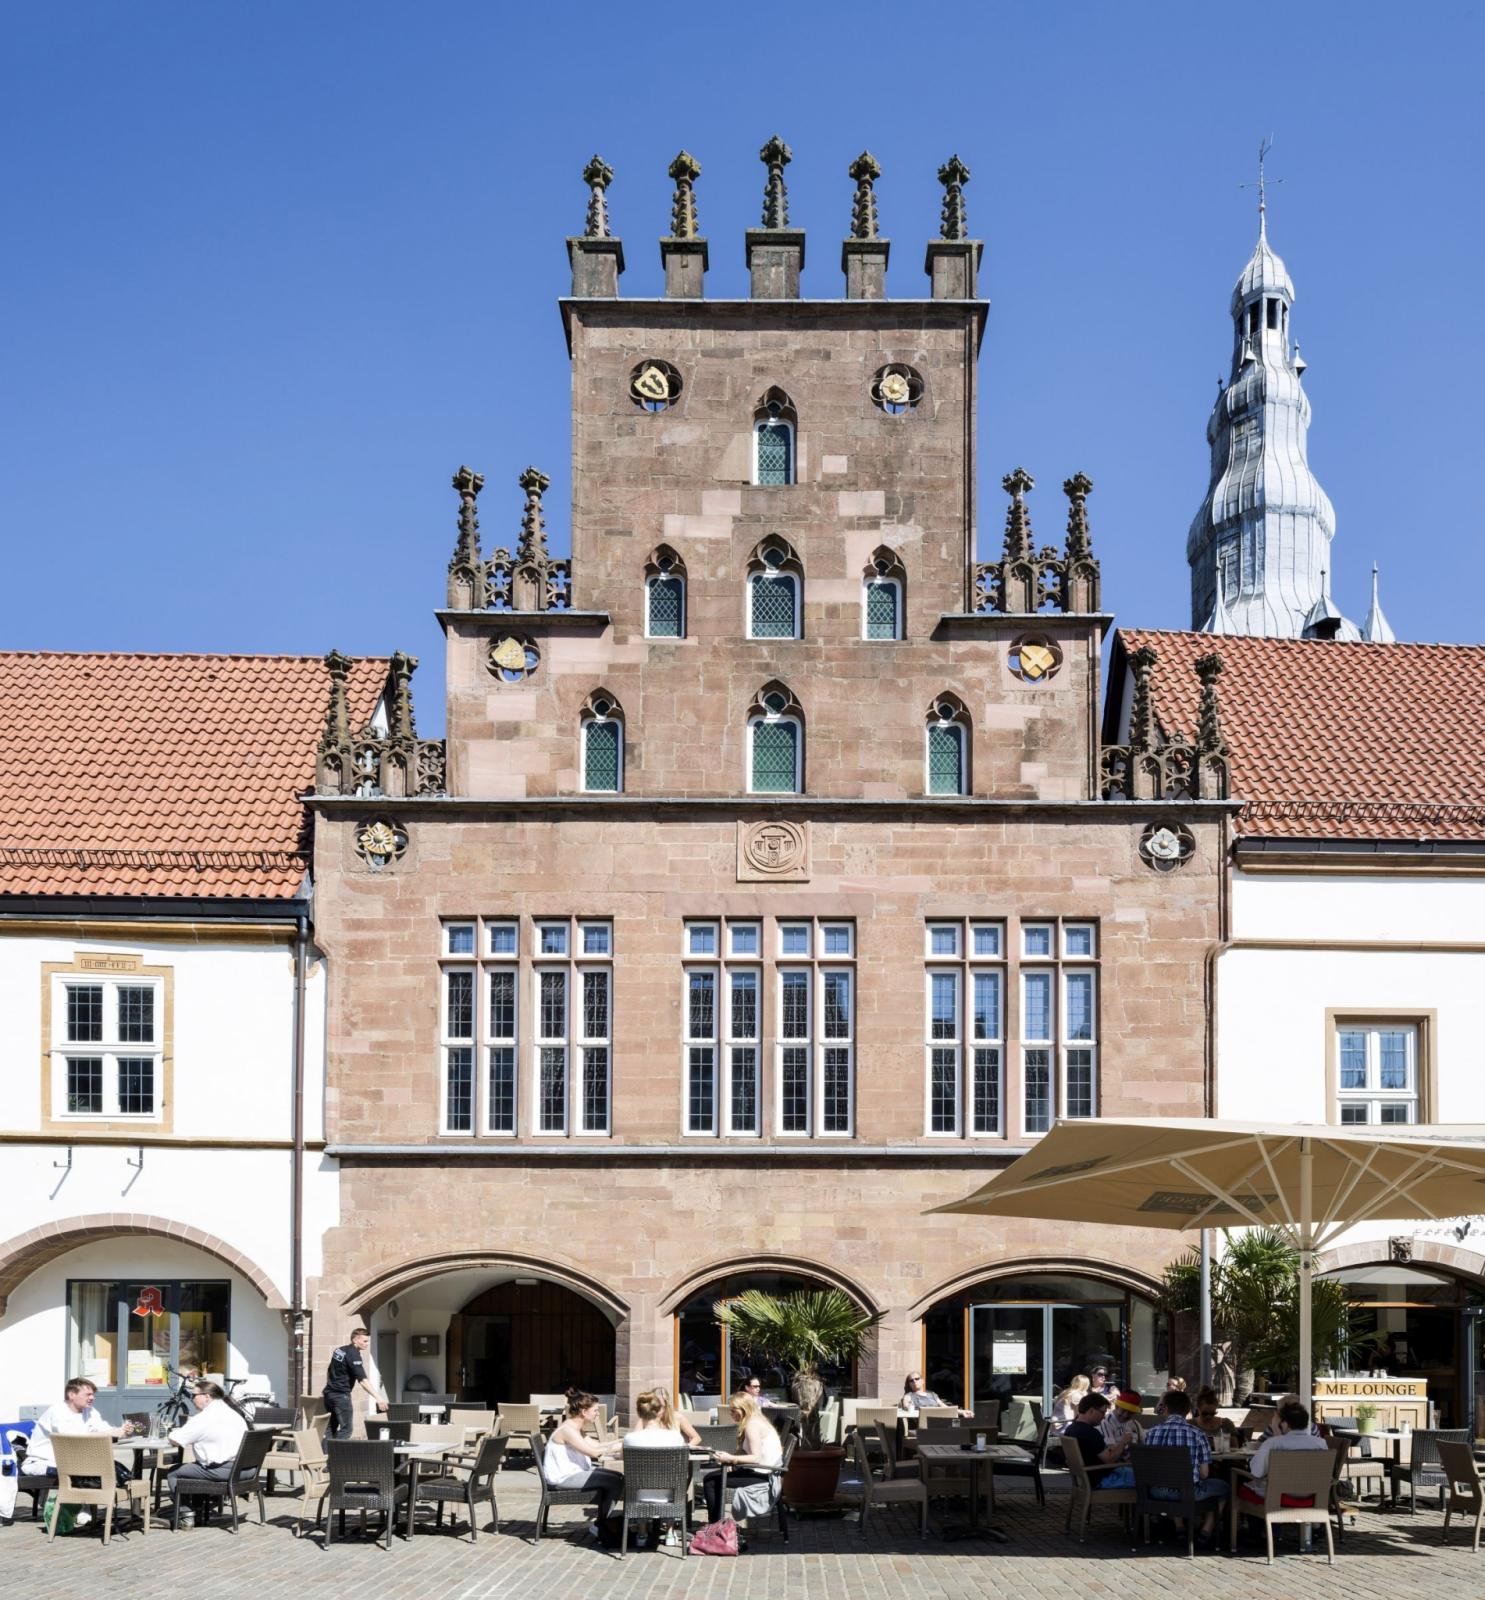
[4,1466,1474,1599]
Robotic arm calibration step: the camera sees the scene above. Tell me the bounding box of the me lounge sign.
[1314,1378,1427,1399]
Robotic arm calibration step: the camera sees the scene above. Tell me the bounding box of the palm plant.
[713,1288,884,1447]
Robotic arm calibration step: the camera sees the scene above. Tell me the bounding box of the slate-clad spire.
[1362,564,1396,643]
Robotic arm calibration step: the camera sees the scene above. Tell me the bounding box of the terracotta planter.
[782,1446,845,1507]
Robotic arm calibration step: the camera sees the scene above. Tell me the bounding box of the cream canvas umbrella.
[934,1118,1485,1411]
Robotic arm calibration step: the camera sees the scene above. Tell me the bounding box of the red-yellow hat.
[1113,1390,1143,1415]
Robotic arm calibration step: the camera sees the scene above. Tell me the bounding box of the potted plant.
[714,1288,884,1506]
[1355,1402,1378,1436]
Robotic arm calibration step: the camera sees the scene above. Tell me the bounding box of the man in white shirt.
[25,1377,134,1489]
[1239,1401,1330,1505]
[167,1382,248,1510]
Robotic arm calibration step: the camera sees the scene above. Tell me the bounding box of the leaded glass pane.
[750,574,797,638]
[1066,1047,1095,1118]
[930,1046,959,1133]
[751,719,798,792]
[582,1047,609,1132]
[756,421,793,485]
[730,1046,758,1132]
[446,971,474,1039]
[928,723,963,794]
[1065,972,1095,1041]
[866,580,898,639]
[781,971,810,1038]
[822,972,851,1039]
[688,1046,716,1132]
[930,972,958,1040]
[823,1047,852,1132]
[583,970,610,1039]
[972,1047,1001,1134]
[688,971,716,1040]
[647,574,683,637]
[973,971,1002,1040]
[1023,972,1053,1041]
[730,971,758,1040]
[445,1047,473,1132]
[539,971,566,1039]
[488,1048,515,1132]
[539,1046,567,1132]
[584,718,621,791]
[781,1046,810,1132]
[1024,1048,1052,1133]
[489,969,515,1039]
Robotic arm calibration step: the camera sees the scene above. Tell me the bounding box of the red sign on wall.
[132,1286,166,1317]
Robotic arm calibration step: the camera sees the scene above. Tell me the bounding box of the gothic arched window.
[863,548,905,640]
[645,546,686,639]
[747,538,802,640]
[581,691,624,793]
[752,387,797,486]
[926,695,970,796]
[748,683,803,795]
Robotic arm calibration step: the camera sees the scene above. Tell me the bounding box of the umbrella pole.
[1199,1229,1213,1392]
[1299,1136,1315,1553]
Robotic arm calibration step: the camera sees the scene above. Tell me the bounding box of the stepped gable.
[0,651,387,897]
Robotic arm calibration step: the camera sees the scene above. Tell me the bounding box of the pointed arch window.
[581,692,624,793]
[645,546,686,639]
[748,684,803,795]
[863,548,905,641]
[747,538,801,640]
[926,696,970,796]
[752,388,797,486]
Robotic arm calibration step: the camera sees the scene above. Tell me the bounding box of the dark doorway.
[447,1280,615,1406]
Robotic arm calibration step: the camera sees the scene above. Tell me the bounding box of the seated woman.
[1192,1386,1238,1441]
[541,1388,624,1539]
[702,1393,783,1527]
[622,1389,690,1549]
[900,1371,972,1418]
[652,1386,702,1448]
[1052,1374,1091,1432]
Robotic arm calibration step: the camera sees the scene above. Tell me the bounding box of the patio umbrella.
[933,1118,1485,1412]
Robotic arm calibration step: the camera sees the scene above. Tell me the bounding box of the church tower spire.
[1187,143,1354,639]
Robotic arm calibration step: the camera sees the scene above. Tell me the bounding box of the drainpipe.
[290,910,309,1402]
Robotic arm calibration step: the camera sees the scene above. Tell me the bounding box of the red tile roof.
[1115,630,1485,841]
[0,652,388,898]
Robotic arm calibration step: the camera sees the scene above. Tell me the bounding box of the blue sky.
[3,2,1481,726]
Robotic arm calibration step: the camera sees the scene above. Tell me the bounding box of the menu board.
[992,1334,1028,1375]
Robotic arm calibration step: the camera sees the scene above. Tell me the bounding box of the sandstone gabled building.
[306,145,1234,1413]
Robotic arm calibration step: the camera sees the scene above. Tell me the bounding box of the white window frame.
[921,922,1005,1137]
[581,712,624,794]
[862,575,903,641]
[575,963,613,1136]
[1018,918,1099,1136]
[772,923,857,1139]
[747,568,801,641]
[439,966,477,1135]
[484,957,518,1136]
[533,963,570,1136]
[925,718,967,797]
[747,712,802,794]
[724,964,762,1137]
[969,962,1004,1137]
[776,965,814,1137]
[444,921,477,957]
[925,966,963,1136]
[52,975,165,1124]
[683,960,720,1137]
[645,570,687,639]
[1336,1022,1419,1126]
[752,416,796,486]
[818,966,855,1136]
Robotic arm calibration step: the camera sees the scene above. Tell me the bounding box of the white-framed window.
[748,549,800,640]
[577,965,612,1135]
[535,965,569,1135]
[684,963,719,1135]
[776,924,856,1138]
[922,920,1005,1136]
[728,921,761,958]
[1336,1022,1419,1125]
[486,959,517,1134]
[487,921,518,957]
[748,692,802,793]
[726,965,762,1135]
[863,575,902,640]
[440,967,476,1134]
[684,921,763,1137]
[444,921,476,956]
[753,413,795,486]
[1021,919,1098,1135]
[53,975,165,1121]
[581,697,623,793]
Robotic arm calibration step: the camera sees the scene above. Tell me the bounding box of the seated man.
[24,1377,135,1508]
[1105,1389,1228,1542]
[1062,1392,1136,1484]
[167,1381,248,1525]
[1239,1400,1329,1507]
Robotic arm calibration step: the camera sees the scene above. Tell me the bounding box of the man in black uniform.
[323,1327,386,1440]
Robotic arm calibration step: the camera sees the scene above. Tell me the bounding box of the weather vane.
[1239,134,1284,224]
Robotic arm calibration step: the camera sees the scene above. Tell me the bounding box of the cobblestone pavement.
[3,1466,1478,1600]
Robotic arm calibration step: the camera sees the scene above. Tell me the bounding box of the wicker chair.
[1438,1438,1484,1552]
[694,1423,739,1454]
[1391,1429,1470,1513]
[1325,1417,1388,1504]
[873,1419,920,1481]
[972,1400,1002,1433]
[618,1443,690,1557]
[407,1422,462,1450]
[407,1433,505,1542]
[1130,1444,1198,1556]
[992,1417,1053,1506]
[530,1431,604,1545]
[263,1424,324,1492]
[322,1439,407,1548]
[169,1426,275,1533]
[251,1407,295,1428]
[834,1429,927,1537]
[385,1403,422,1423]
[1060,1432,1136,1543]
[1230,1449,1336,1564]
[366,1420,413,1445]
[917,1407,962,1430]
[47,1435,151,1544]
[284,1431,329,1536]
[498,1404,541,1467]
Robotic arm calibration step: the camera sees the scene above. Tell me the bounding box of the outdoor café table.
[113,1437,179,1483]
[1329,1427,1405,1464]
[915,1441,1025,1543]
[417,1403,449,1422]
[393,1442,458,1538]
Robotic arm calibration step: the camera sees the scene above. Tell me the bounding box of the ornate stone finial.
[667,151,701,239]
[1001,468,1036,561]
[1129,645,1160,755]
[1194,652,1228,755]
[582,155,614,239]
[517,466,551,563]
[1063,473,1093,559]
[449,465,484,569]
[848,151,881,240]
[387,651,420,744]
[319,649,352,755]
[759,134,793,229]
[937,155,971,240]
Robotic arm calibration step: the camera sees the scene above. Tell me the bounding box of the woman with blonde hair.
[701,1391,783,1524]
[622,1390,690,1548]
[1051,1374,1090,1432]
[652,1384,702,1447]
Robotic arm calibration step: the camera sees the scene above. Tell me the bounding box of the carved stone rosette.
[1138,821,1196,873]
[737,819,810,882]
[356,818,409,872]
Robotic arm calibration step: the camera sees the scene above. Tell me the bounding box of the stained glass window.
[755,421,793,485]
[928,723,964,794]
[648,574,684,637]
[583,718,621,792]
[865,580,899,640]
[751,719,798,792]
[749,573,798,638]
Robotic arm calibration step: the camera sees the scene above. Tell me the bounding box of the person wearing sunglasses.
[901,1371,972,1418]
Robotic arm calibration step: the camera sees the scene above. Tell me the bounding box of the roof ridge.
[1118,628,1485,654]
[0,649,391,664]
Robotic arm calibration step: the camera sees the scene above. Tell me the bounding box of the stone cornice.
[306,794,1241,818]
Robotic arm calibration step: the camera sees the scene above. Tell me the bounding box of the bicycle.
[150,1368,198,1435]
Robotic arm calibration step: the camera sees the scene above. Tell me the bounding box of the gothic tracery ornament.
[356,818,408,872]
[1139,821,1196,873]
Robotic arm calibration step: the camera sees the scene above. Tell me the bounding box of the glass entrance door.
[971,1299,1126,1411]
